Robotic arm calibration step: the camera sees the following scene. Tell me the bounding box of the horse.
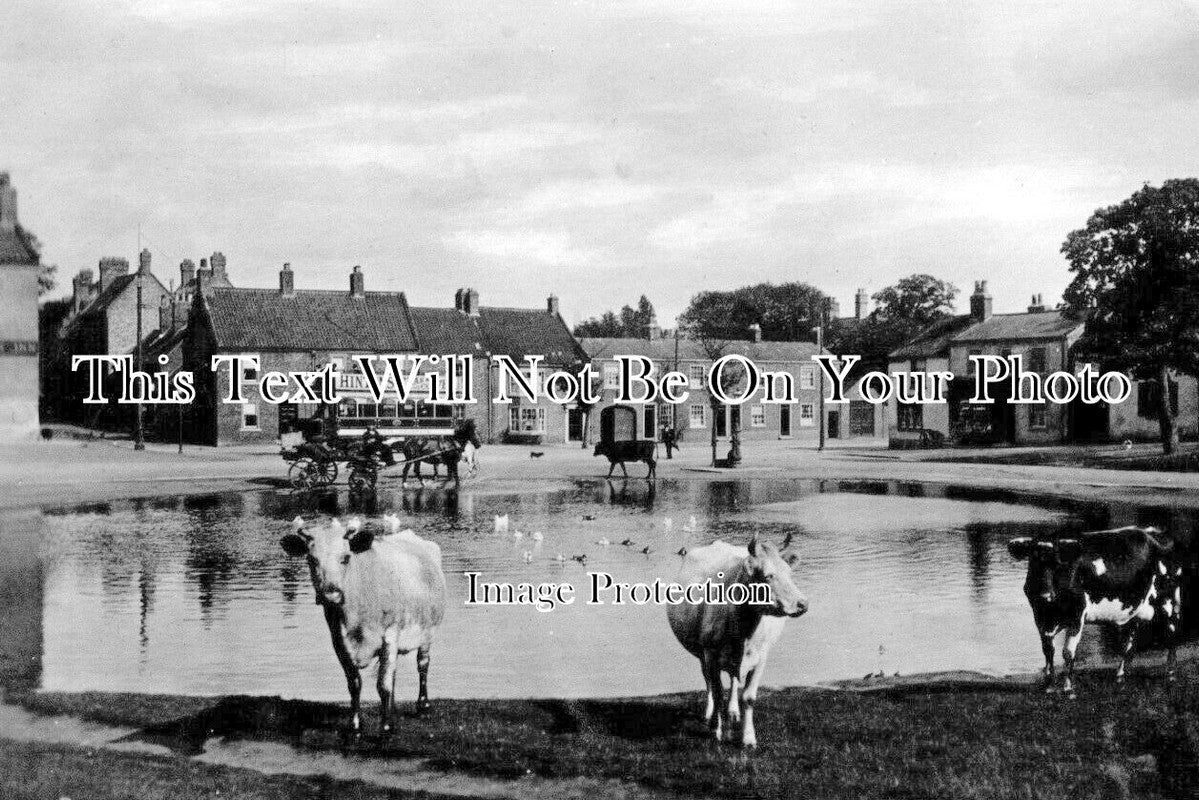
[400,420,482,485]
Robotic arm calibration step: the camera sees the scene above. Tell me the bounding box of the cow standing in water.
[667,537,808,748]
[280,515,447,734]
[1008,526,1182,697]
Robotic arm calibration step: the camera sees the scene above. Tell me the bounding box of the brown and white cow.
[1008,526,1181,697]
[667,537,808,748]
[280,514,446,734]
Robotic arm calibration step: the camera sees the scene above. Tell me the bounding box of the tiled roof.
[951,311,1083,343]
[579,336,822,364]
[205,288,420,352]
[408,307,486,355]
[477,307,586,366]
[889,315,975,360]
[0,225,40,265]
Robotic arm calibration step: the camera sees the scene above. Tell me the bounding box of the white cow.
[280,514,446,734]
[667,537,808,748]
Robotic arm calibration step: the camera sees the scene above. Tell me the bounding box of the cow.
[667,536,808,748]
[279,514,447,734]
[1008,526,1182,697]
[594,440,657,479]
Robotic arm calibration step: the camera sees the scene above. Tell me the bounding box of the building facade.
[0,173,42,438]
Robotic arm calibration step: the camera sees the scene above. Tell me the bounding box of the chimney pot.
[463,287,480,317]
[0,172,17,232]
[138,248,152,274]
[455,288,465,312]
[350,265,365,298]
[970,279,993,322]
[279,262,294,296]
[854,288,869,320]
[547,294,560,316]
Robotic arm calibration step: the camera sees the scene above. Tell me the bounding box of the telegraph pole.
[133,274,145,450]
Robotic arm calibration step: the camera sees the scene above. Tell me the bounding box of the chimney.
[72,269,95,312]
[179,259,195,288]
[748,322,762,343]
[138,248,152,275]
[463,287,480,317]
[854,288,869,321]
[827,297,841,320]
[454,288,465,312]
[279,262,294,296]
[210,251,227,280]
[98,257,129,293]
[1027,293,1046,313]
[0,172,17,232]
[350,265,365,298]
[158,294,173,332]
[547,294,560,316]
[970,280,993,323]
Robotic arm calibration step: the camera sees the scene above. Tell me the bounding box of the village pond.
[1,477,1196,701]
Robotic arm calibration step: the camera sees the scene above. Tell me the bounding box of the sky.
[5,0,1199,328]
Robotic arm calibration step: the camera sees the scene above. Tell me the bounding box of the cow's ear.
[280,533,310,557]
[347,528,375,554]
[781,550,800,568]
[1007,538,1034,560]
[1055,538,1083,563]
[747,535,760,557]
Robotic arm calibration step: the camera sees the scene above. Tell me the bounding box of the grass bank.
[11,665,1199,799]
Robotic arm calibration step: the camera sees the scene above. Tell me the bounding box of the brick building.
[887,281,1198,446]
[0,173,42,438]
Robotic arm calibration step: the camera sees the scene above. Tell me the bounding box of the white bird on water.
[522,550,533,563]
[494,514,510,533]
[512,530,524,541]
[596,537,611,546]
[531,531,544,542]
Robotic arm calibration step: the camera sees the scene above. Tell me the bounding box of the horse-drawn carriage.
[281,417,481,491]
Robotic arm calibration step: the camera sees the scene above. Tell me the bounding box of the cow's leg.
[1061,615,1085,699]
[416,643,432,714]
[606,460,616,478]
[377,632,399,734]
[619,461,628,478]
[647,455,656,480]
[701,665,715,725]
[726,674,741,740]
[740,665,767,749]
[1039,628,1057,691]
[1114,622,1138,688]
[1166,568,1182,683]
[702,651,724,741]
[324,606,362,734]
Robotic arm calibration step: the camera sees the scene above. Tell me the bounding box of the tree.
[826,274,958,369]
[38,263,57,297]
[574,295,657,338]
[1062,179,1199,455]
[679,283,827,342]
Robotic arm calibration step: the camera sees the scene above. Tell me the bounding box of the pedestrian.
[661,422,678,459]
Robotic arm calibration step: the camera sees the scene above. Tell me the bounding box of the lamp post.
[133,275,145,451]
[815,322,825,452]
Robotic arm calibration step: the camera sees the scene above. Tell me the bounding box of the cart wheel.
[311,459,339,486]
[288,458,314,489]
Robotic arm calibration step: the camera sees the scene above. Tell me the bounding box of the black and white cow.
[1008,526,1182,696]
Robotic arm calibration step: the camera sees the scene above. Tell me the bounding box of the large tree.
[678,282,828,342]
[1062,179,1199,454]
[828,274,958,368]
[574,295,657,338]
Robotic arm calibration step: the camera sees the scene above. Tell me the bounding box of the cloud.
[446,229,598,268]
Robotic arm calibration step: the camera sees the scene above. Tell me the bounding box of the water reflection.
[1,479,1196,700]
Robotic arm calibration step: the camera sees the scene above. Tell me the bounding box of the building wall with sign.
[0,262,40,436]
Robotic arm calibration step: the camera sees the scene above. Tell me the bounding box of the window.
[510,407,546,433]
[603,363,620,390]
[241,354,259,383]
[897,402,923,432]
[849,401,875,436]
[799,367,815,390]
[799,403,815,427]
[689,404,706,428]
[1027,347,1047,374]
[643,405,657,437]
[241,403,259,430]
[1028,405,1047,430]
[750,405,765,427]
[688,364,705,388]
[1138,379,1179,419]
